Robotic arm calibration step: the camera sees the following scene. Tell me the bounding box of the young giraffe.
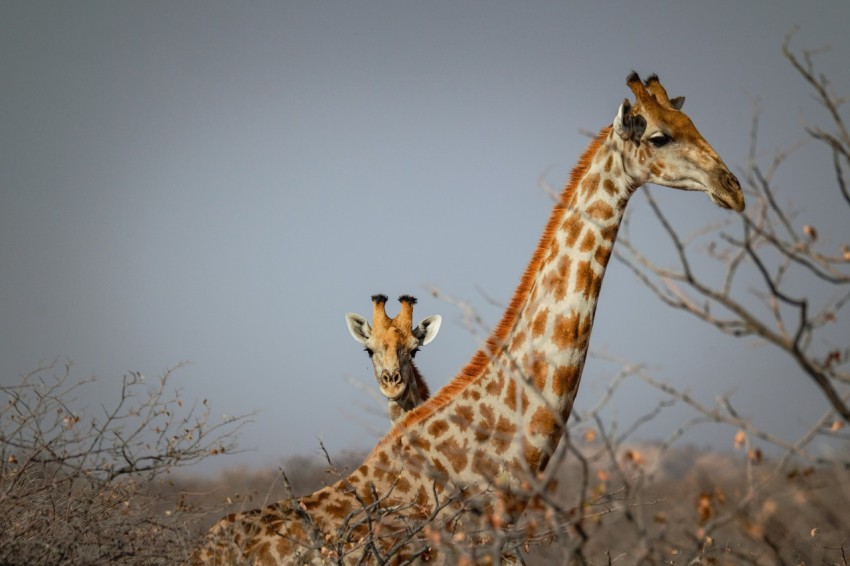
[191,73,744,564]
[345,294,441,423]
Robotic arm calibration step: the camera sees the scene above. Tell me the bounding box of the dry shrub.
[0,360,251,565]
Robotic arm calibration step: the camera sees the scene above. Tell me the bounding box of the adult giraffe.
[191,73,744,564]
[346,294,441,423]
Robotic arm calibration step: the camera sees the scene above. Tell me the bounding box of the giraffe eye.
[411,347,420,359]
[648,133,672,148]
[364,347,374,358]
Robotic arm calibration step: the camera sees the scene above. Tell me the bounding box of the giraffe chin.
[380,386,407,402]
[708,189,745,212]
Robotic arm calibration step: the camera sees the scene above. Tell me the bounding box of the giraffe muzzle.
[710,170,745,212]
[379,370,406,400]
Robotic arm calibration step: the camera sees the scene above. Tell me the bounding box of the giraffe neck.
[389,126,636,478]
[500,125,634,468]
[409,361,430,403]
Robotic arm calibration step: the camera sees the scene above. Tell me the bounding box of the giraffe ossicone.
[191,73,744,564]
[345,294,441,422]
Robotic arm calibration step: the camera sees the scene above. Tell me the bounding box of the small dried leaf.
[803,224,818,241]
[697,492,713,524]
[761,498,777,516]
[624,449,645,466]
[734,429,746,449]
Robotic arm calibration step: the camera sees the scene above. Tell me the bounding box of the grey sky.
[2,2,848,471]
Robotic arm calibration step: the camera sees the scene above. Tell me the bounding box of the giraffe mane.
[377,126,613,443]
[409,359,430,400]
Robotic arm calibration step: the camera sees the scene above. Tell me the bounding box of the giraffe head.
[346,294,441,406]
[613,72,744,212]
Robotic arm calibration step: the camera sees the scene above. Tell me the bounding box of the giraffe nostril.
[721,171,740,192]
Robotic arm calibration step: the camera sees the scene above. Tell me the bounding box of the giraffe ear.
[345,313,372,344]
[613,98,647,145]
[670,96,685,110]
[613,98,632,141]
[412,315,441,346]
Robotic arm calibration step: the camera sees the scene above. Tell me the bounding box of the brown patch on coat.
[528,406,559,436]
[485,371,505,396]
[415,485,430,508]
[546,238,561,263]
[580,172,600,197]
[372,451,391,481]
[472,449,500,478]
[552,364,581,398]
[394,476,412,494]
[510,329,527,351]
[579,230,596,253]
[505,378,517,411]
[532,308,549,338]
[494,416,518,454]
[524,354,548,392]
[431,458,449,483]
[552,311,582,350]
[450,405,474,432]
[503,377,530,414]
[574,260,602,298]
[327,498,353,519]
[594,244,612,268]
[562,213,584,248]
[587,200,615,221]
[408,431,431,451]
[476,404,496,443]
[427,419,449,438]
[437,437,468,473]
[541,255,571,302]
[599,222,620,243]
[523,441,542,471]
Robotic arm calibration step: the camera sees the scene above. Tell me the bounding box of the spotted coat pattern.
[190,74,744,564]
